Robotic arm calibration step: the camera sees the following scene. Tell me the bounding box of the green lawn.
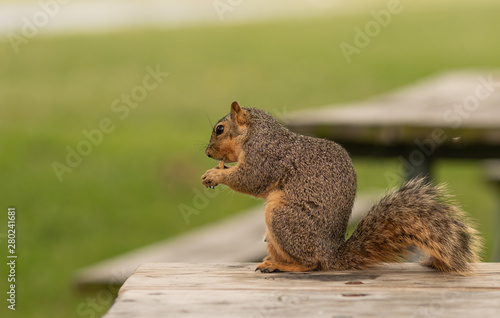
[1,1,500,317]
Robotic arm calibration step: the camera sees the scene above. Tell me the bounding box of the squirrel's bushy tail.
[337,178,482,275]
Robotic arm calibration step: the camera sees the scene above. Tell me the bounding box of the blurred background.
[1,0,499,317]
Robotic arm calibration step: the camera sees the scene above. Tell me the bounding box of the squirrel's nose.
[205,149,212,158]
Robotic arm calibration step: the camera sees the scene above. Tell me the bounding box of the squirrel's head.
[205,101,250,163]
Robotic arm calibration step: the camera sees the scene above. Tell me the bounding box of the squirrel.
[202,101,482,274]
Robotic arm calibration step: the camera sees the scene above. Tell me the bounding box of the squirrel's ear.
[230,101,248,125]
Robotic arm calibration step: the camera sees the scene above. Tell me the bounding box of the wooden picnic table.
[102,71,500,317]
[286,70,500,181]
[103,262,500,317]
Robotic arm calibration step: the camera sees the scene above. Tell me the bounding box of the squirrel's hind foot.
[255,261,316,273]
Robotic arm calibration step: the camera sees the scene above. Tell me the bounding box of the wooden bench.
[103,262,500,317]
[74,191,381,291]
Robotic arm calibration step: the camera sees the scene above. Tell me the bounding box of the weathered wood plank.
[105,290,500,318]
[119,263,500,293]
[104,263,500,318]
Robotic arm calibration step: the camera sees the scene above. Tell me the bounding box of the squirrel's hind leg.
[257,192,322,273]
[256,236,317,273]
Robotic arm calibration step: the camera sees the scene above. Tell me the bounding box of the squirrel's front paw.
[201,167,223,189]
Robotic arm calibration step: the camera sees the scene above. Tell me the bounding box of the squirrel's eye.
[215,125,224,136]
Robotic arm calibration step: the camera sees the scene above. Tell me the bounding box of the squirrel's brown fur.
[202,102,481,274]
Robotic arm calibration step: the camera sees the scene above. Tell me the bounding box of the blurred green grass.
[1,1,500,317]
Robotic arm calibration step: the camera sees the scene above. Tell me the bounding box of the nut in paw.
[201,167,223,188]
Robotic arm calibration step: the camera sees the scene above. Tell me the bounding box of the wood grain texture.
[104,263,500,318]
